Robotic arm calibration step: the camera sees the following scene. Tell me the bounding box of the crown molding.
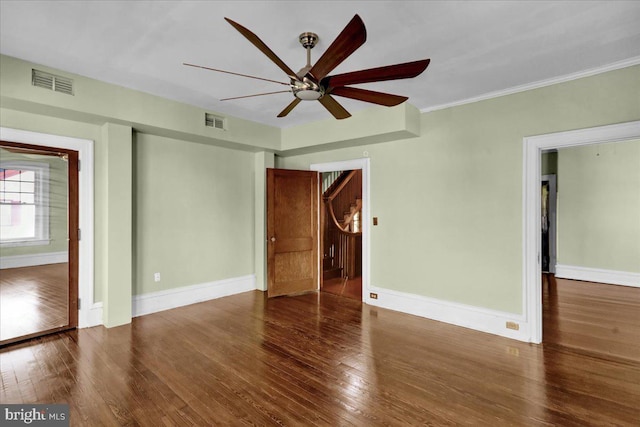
[421,56,640,113]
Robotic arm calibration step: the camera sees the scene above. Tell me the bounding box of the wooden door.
[267,168,319,297]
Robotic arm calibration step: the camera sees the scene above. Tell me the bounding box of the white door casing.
[523,120,640,343]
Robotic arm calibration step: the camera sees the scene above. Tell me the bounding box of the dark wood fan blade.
[318,95,351,119]
[225,18,298,78]
[307,14,366,81]
[330,87,408,106]
[277,98,302,117]
[220,90,292,101]
[322,59,430,89]
[183,63,290,86]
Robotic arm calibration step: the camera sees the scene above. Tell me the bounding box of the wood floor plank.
[543,275,640,363]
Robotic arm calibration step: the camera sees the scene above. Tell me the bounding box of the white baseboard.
[78,275,257,328]
[132,274,257,318]
[555,264,640,288]
[365,287,531,342]
[79,302,104,328]
[0,251,68,269]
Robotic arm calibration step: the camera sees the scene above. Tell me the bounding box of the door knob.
[270,236,276,242]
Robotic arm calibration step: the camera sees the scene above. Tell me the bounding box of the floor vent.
[32,69,74,95]
[205,113,226,130]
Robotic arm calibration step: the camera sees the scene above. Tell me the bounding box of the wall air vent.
[32,69,74,95]
[205,113,226,130]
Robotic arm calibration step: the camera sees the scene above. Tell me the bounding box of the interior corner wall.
[1,107,257,324]
[277,65,640,314]
[133,133,255,297]
[2,54,272,321]
[254,151,275,291]
[556,139,640,274]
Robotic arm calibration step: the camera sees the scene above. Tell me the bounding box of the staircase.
[338,198,362,232]
[322,170,362,281]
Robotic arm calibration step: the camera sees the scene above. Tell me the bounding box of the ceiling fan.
[184,14,430,119]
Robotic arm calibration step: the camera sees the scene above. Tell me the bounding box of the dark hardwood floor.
[321,276,362,300]
[543,274,640,363]
[2,288,639,426]
[0,263,68,343]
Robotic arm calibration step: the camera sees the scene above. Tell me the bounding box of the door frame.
[0,127,95,327]
[523,120,640,343]
[0,140,78,345]
[310,158,370,301]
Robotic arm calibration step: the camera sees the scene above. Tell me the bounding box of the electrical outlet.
[154,272,161,282]
[369,292,378,299]
[506,321,519,331]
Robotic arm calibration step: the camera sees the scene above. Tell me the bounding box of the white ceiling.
[1,1,639,128]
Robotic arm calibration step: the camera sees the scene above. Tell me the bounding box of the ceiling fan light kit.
[293,79,324,101]
[186,14,430,120]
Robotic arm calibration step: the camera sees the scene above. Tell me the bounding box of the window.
[0,162,49,246]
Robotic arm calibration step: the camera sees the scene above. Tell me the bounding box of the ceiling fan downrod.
[293,32,324,100]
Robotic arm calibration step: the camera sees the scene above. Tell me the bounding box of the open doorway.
[320,169,362,300]
[541,171,557,274]
[311,158,370,302]
[540,141,640,362]
[523,120,640,344]
[0,141,79,346]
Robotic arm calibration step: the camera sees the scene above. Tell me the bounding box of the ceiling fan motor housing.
[292,76,324,100]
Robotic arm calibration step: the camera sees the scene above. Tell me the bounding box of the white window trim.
[0,160,50,246]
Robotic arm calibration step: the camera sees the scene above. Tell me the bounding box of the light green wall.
[0,148,68,256]
[278,65,640,314]
[134,133,255,295]
[557,139,640,273]
[0,55,280,152]
[102,122,133,327]
[253,151,275,291]
[2,51,638,321]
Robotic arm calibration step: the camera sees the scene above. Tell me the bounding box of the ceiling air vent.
[32,69,74,95]
[205,113,226,130]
